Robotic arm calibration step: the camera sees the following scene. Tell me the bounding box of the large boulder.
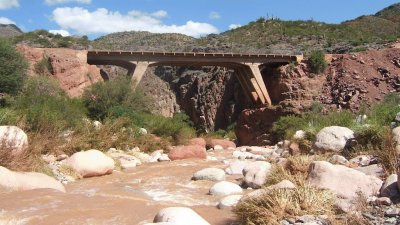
[192,168,225,181]
[209,181,243,196]
[0,166,65,192]
[307,161,382,199]
[217,195,243,209]
[381,174,399,198]
[65,149,115,178]
[153,207,210,225]
[225,160,249,175]
[243,161,272,189]
[168,145,207,161]
[0,126,28,156]
[392,127,400,152]
[207,139,236,149]
[314,126,354,152]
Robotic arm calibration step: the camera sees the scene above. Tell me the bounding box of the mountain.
[0,24,23,38]
[375,3,400,23]
[93,3,400,54]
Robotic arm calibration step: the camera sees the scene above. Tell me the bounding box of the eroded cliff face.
[236,46,400,146]
[17,45,102,97]
[149,66,249,132]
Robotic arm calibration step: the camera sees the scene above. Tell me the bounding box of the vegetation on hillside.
[0,38,28,96]
[12,29,90,49]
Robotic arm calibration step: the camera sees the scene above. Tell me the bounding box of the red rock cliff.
[17,45,102,97]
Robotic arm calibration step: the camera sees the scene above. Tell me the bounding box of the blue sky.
[0,0,399,38]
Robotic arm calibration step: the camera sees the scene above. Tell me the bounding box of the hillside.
[376,3,400,23]
[0,24,23,38]
[92,3,400,54]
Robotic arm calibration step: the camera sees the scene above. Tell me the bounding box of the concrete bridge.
[87,51,302,106]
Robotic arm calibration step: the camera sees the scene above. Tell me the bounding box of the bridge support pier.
[235,64,272,106]
[130,62,150,89]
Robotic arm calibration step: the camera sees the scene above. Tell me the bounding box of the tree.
[0,39,28,95]
[309,50,327,74]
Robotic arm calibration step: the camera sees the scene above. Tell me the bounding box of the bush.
[272,110,356,141]
[368,93,400,126]
[14,76,87,133]
[0,39,28,95]
[308,50,327,74]
[82,76,150,120]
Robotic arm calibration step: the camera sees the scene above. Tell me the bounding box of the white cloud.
[49,29,70,36]
[52,7,218,37]
[0,16,15,24]
[209,11,220,20]
[229,24,242,30]
[45,0,91,5]
[0,0,19,10]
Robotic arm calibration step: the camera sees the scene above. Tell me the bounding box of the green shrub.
[368,93,400,126]
[82,76,150,120]
[34,55,53,75]
[272,110,356,141]
[0,39,28,95]
[14,77,87,133]
[308,50,327,74]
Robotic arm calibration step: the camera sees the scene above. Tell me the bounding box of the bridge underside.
[87,52,300,106]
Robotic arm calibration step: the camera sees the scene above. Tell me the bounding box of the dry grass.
[234,186,335,225]
[266,155,330,187]
[375,132,399,175]
[58,164,82,180]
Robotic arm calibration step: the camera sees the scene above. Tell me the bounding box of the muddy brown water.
[0,153,243,225]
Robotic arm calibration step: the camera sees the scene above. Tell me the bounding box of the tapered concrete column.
[243,63,272,106]
[131,61,150,89]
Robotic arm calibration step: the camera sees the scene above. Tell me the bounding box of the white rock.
[349,155,372,167]
[314,126,354,152]
[139,128,148,135]
[307,161,383,199]
[0,166,65,192]
[293,130,307,140]
[330,155,348,165]
[93,121,102,130]
[225,160,249,175]
[243,161,272,189]
[245,146,275,157]
[149,150,163,163]
[192,168,225,181]
[131,151,151,163]
[0,126,28,156]
[213,145,224,151]
[232,151,265,160]
[153,207,210,225]
[209,181,243,196]
[158,154,170,162]
[217,195,243,209]
[65,150,115,178]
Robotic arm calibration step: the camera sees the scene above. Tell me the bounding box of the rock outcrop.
[17,45,102,97]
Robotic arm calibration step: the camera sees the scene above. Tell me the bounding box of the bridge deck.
[88,50,301,64]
